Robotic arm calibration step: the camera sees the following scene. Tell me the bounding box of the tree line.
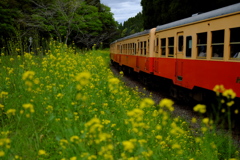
[0,0,118,54]
[1,0,239,53]
[141,0,240,29]
[118,0,240,38]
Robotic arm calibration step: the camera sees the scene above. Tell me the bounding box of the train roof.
[156,2,240,31]
[111,29,151,44]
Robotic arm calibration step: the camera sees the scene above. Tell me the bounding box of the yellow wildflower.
[0,150,4,157]
[0,104,4,110]
[222,89,236,99]
[75,72,91,86]
[70,136,80,142]
[159,98,174,111]
[38,150,46,155]
[140,98,155,109]
[193,104,206,113]
[213,85,225,95]
[156,135,162,140]
[172,143,181,149]
[235,109,239,114]
[6,109,16,116]
[70,157,77,160]
[191,117,197,123]
[122,140,135,152]
[22,103,34,113]
[202,118,209,124]
[227,101,235,107]
[22,71,35,80]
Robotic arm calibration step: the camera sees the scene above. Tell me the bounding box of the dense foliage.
[117,12,144,38]
[141,0,240,29]
[0,0,118,52]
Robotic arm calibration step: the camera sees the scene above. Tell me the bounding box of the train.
[110,3,240,103]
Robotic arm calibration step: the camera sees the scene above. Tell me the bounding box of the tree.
[74,4,118,49]
[25,0,85,44]
[141,0,240,30]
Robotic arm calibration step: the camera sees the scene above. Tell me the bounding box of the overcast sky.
[101,0,142,24]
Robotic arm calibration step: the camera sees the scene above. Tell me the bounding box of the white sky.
[101,0,142,23]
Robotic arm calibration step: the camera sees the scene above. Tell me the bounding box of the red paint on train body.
[153,58,240,97]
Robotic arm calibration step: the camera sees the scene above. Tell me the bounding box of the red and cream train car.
[110,3,240,100]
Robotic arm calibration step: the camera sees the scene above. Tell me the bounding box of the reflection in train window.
[212,30,224,58]
[155,38,159,53]
[140,42,143,55]
[117,45,120,54]
[186,36,192,57]
[178,36,183,52]
[144,41,147,55]
[230,27,240,59]
[168,37,174,57]
[197,32,207,58]
[161,38,166,56]
[134,43,137,55]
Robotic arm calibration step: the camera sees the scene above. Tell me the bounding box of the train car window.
[212,30,224,58]
[129,43,131,55]
[197,32,207,58]
[168,37,174,57]
[178,36,184,52]
[161,38,166,56]
[130,43,132,55]
[139,42,143,55]
[155,38,159,53]
[132,43,134,55]
[134,43,137,55]
[230,27,240,59]
[144,41,147,55]
[138,42,140,53]
[186,36,192,57]
[117,45,119,54]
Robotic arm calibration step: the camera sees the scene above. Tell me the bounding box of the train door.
[175,32,184,85]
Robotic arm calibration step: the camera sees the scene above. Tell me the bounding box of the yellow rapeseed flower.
[222,89,236,99]
[0,104,4,110]
[0,91,8,99]
[122,140,135,153]
[6,109,16,116]
[227,101,235,107]
[70,157,77,160]
[38,150,46,155]
[22,71,35,80]
[191,117,197,123]
[0,150,5,157]
[202,118,210,124]
[75,72,91,86]
[159,98,174,111]
[70,136,80,142]
[22,103,34,113]
[235,109,239,114]
[213,85,225,96]
[172,143,181,149]
[193,104,206,113]
[140,98,155,109]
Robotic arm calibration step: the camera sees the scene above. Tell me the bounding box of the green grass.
[0,41,239,160]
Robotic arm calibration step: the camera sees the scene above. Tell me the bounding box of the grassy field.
[0,41,239,160]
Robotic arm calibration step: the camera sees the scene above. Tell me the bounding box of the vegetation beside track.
[0,42,239,159]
